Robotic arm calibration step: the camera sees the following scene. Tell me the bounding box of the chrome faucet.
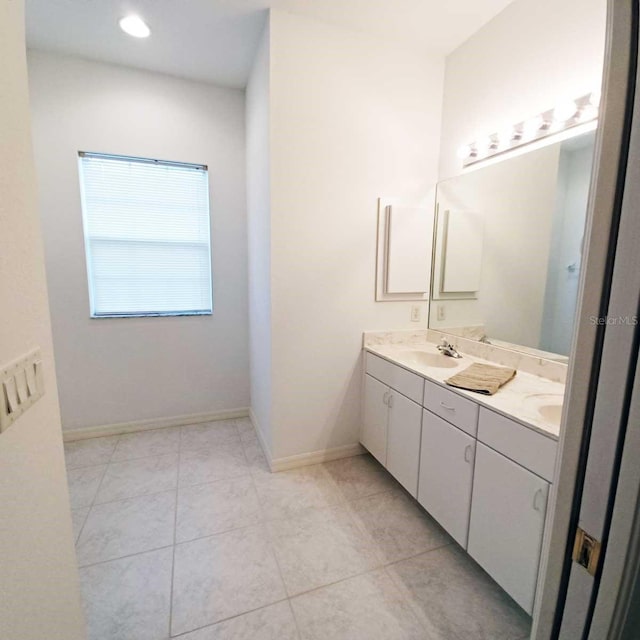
[437,338,462,358]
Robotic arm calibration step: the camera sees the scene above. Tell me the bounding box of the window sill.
[90,311,212,319]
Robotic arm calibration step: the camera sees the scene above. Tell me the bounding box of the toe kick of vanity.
[360,350,558,616]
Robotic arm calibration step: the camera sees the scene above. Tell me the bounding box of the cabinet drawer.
[422,379,479,437]
[477,408,557,482]
[365,352,423,404]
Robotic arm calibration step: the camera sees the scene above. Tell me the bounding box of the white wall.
[438,0,606,180]
[28,51,250,430]
[246,23,273,452]
[0,2,85,638]
[268,10,444,459]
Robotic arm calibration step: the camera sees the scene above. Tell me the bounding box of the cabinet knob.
[383,391,390,405]
[440,401,456,412]
[388,394,394,408]
[464,444,473,463]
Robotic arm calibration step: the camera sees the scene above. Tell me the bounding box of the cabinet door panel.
[418,410,475,547]
[387,392,422,497]
[468,443,549,614]
[361,374,389,465]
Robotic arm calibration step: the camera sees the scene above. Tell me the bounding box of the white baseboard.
[247,409,364,472]
[248,408,274,467]
[270,443,365,472]
[62,407,250,442]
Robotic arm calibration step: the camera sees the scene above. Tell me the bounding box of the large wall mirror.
[429,128,596,361]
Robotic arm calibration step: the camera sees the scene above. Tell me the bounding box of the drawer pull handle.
[388,394,394,408]
[464,444,473,463]
[440,402,456,412]
[383,391,390,405]
[533,488,545,512]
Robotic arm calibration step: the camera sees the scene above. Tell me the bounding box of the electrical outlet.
[437,305,446,321]
[411,306,421,322]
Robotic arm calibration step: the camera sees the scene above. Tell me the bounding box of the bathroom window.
[78,152,213,317]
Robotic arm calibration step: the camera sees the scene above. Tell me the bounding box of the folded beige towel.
[445,362,516,395]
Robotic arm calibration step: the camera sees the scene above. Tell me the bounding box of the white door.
[535,4,640,636]
[418,410,475,547]
[361,374,389,465]
[386,391,422,497]
[468,443,549,615]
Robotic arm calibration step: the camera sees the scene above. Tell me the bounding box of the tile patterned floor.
[65,418,532,640]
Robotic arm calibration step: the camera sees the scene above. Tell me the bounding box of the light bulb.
[119,15,151,38]
[554,101,578,122]
[579,104,598,122]
[472,134,492,156]
[456,144,473,160]
[520,115,543,139]
[497,128,515,148]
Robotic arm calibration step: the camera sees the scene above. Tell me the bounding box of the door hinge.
[572,527,602,576]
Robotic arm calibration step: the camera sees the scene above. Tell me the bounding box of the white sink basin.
[524,393,563,425]
[538,404,563,425]
[395,350,459,369]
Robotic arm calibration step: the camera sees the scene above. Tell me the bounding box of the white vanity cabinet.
[362,354,423,496]
[361,349,558,614]
[418,410,476,548]
[467,443,550,615]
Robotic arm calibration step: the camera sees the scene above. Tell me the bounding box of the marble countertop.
[365,342,564,440]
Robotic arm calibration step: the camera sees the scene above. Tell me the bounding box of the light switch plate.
[0,349,45,433]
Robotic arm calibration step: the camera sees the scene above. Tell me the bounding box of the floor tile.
[177,601,299,640]
[388,545,531,640]
[79,547,172,640]
[176,475,262,543]
[64,436,119,469]
[76,491,175,566]
[322,454,399,501]
[71,507,90,542]
[242,438,270,476]
[268,504,381,596]
[171,524,286,636]
[290,569,428,640]
[179,443,248,487]
[111,427,180,462]
[252,464,344,521]
[236,417,258,443]
[181,420,240,451]
[95,453,178,503]
[67,464,107,509]
[348,489,451,563]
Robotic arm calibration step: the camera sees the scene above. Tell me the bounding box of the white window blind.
[78,152,213,317]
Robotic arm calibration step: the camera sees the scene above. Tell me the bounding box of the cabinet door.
[361,374,389,465]
[418,410,475,547]
[468,443,550,614]
[386,392,423,497]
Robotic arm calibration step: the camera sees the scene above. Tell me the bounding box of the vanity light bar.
[459,91,600,167]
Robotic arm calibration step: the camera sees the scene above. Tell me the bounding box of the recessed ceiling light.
[119,15,150,38]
